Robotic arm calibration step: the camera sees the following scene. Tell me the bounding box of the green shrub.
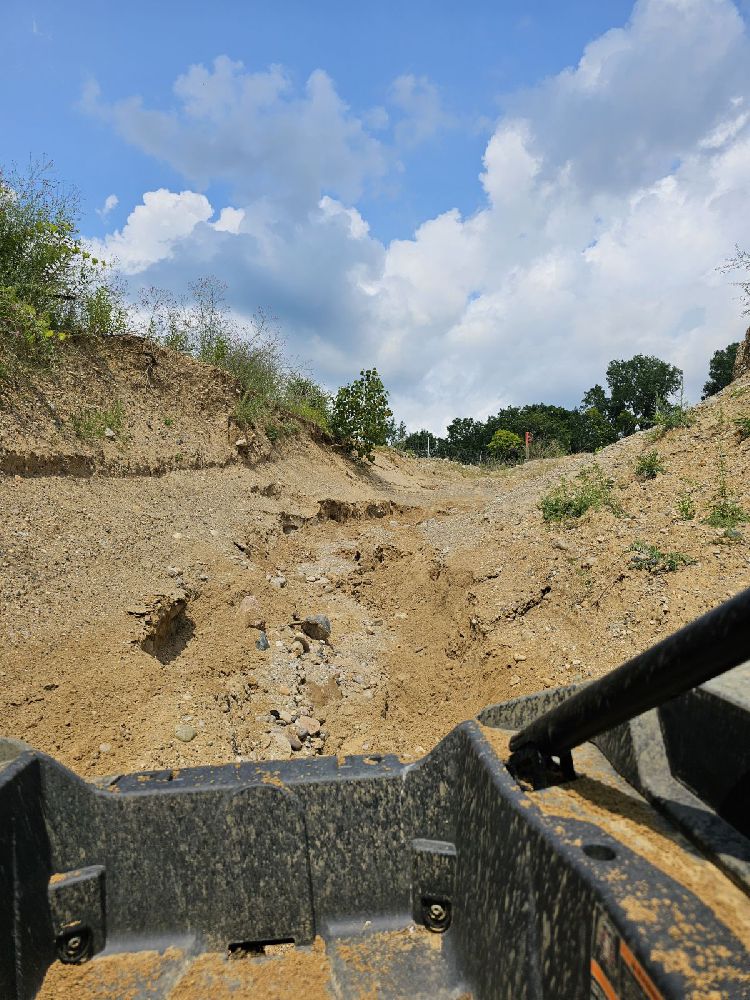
[71,400,125,440]
[704,451,748,528]
[705,499,748,529]
[331,368,392,462]
[635,449,665,480]
[0,160,116,337]
[529,437,567,460]
[0,284,59,369]
[675,490,696,520]
[488,428,524,463]
[650,398,694,439]
[627,541,696,573]
[734,416,750,442]
[283,376,331,431]
[539,463,622,522]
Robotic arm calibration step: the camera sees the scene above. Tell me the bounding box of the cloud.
[96,193,119,218]
[83,57,389,211]
[389,74,453,148]
[88,0,750,433]
[89,189,213,273]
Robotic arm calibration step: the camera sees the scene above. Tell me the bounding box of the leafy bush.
[0,160,115,332]
[0,284,59,369]
[139,280,329,434]
[539,463,622,522]
[488,428,524,463]
[704,450,748,528]
[705,498,748,529]
[628,541,696,574]
[734,416,750,442]
[283,376,331,431]
[650,398,694,438]
[71,400,125,439]
[635,449,666,479]
[529,437,567,460]
[675,490,696,520]
[331,368,393,462]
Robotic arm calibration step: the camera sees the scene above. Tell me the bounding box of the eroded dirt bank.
[2,344,750,776]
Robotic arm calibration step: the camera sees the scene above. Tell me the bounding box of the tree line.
[396,344,740,464]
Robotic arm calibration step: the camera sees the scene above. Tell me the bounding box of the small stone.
[366,626,376,635]
[167,566,182,578]
[270,575,287,589]
[297,715,320,737]
[235,438,248,449]
[104,427,116,439]
[510,675,521,687]
[293,632,311,652]
[271,731,293,758]
[174,724,197,743]
[98,742,112,754]
[301,614,332,641]
[278,710,294,725]
[172,532,182,541]
[255,632,270,651]
[198,573,209,581]
[513,653,527,662]
[285,726,303,751]
[290,641,305,658]
[278,685,291,696]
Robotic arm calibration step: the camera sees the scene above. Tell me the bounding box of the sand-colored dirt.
[2,337,750,776]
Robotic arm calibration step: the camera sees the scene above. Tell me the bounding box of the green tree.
[581,384,609,413]
[443,416,487,463]
[571,406,618,452]
[702,342,739,398]
[331,368,393,462]
[488,428,524,463]
[605,354,683,429]
[386,417,407,447]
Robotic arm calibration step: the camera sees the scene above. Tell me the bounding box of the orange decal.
[620,940,664,1000]
[591,958,619,1000]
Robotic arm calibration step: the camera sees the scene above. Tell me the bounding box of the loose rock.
[285,726,303,751]
[255,632,270,651]
[297,715,320,737]
[174,723,197,742]
[301,614,331,641]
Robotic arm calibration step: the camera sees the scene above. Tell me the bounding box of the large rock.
[301,614,332,641]
[733,326,750,380]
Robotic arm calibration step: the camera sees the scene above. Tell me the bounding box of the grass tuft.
[628,541,696,574]
[539,463,622,522]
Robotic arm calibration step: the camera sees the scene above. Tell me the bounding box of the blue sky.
[3,0,750,430]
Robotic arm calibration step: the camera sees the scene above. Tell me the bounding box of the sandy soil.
[2,338,749,777]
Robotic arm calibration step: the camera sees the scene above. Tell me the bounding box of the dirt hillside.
[1,337,749,776]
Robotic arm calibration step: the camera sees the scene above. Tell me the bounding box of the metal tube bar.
[509,586,750,756]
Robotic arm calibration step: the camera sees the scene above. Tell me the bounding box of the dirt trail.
[2,339,750,776]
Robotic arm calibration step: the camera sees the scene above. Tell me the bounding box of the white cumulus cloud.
[88,0,750,433]
[89,189,213,273]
